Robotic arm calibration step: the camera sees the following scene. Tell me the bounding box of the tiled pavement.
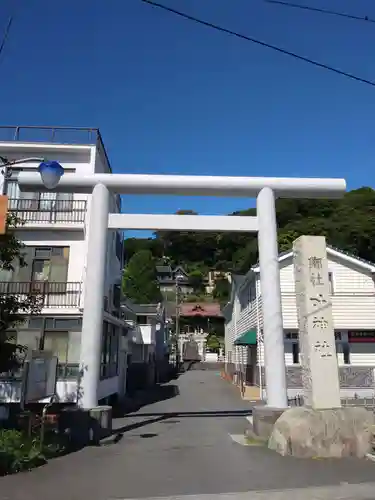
[1,370,375,500]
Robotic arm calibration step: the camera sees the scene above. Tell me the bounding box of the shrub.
[0,429,45,475]
[0,427,67,476]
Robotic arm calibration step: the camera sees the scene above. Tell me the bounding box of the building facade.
[224,246,375,400]
[121,300,170,392]
[156,265,194,296]
[0,126,128,404]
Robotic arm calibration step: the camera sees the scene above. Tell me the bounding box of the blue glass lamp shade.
[38,160,64,189]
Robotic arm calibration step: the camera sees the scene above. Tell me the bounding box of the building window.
[31,259,51,281]
[328,272,334,295]
[115,232,123,264]
[343,343,350,364]
[6,246,69,286]
[43,331,69,365]
[28,317,82,330]
[285,332,299,340]
[5,177,73,209]
[292,343,299,364]
[100,322,119,379]
[239,287,247,311]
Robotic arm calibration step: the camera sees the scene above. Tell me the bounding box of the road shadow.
[112,414,171,435]
[113,384,180,418]
[106,409,252,445]
[122,409,253,418]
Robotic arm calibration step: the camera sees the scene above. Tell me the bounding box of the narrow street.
[2,370,375,500]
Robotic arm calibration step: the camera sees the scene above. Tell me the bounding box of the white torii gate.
[18,172,346,410]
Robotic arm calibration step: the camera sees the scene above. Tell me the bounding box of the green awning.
[234,329,257,346]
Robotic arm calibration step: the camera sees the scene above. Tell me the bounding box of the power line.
[0,16,13,61]
[264,1,375,24]
[140,0,375,87]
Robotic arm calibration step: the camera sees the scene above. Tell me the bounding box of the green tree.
[213,277,230,303]
[122,249,162,304]
[123,237,163,264]
[206,334,221,353]
[0,214,42,374]
[188,269,205,293]
[122,187,375,278]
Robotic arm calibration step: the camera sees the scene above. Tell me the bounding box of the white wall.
[225,249,375,370]
[278,254,375,330]
[348,343,375,366]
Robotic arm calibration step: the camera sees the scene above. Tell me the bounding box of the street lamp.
[175,272,184,369]
[0,157,46,195]
[0,157,61,234]
[37,161,64,190]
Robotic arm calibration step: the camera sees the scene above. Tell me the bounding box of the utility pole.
[175,274,181,369]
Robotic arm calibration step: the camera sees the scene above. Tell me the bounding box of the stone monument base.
[252,405,286,440]
[268,406,374,458]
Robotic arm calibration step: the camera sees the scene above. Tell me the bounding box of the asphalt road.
[1,370,375,500]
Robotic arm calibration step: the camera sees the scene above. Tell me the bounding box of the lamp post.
[175,272,184,370]
[0,157,46,195]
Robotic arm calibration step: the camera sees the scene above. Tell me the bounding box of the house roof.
[251,245,375,274]
[222,244,375,320]
[231,274,246,288]
[132,304,161,315]
[120,300,163,316]
[174,265,188,275]
[156,265,172,273]
[179,302,223,318]
[221,274,246,319]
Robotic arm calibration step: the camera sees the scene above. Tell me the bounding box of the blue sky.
[1,0,375,237]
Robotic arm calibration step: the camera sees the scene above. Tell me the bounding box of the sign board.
[348,331,375,343]
[21,350,58,406]
[0,195,8,235]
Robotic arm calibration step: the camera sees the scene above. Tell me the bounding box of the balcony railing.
[0,281,82,308]
[8,198,87,225]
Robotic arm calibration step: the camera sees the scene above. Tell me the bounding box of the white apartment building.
[224,245,375,400]
[0,126,128,404]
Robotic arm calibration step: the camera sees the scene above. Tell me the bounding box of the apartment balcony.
[8,198,87,230]
[0,281,82,309]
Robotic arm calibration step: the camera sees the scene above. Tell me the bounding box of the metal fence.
[288,395,375,410]
[0,125,101,146]
[8,198,87,224]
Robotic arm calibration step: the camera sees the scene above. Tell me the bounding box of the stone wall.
[255,366,375,389]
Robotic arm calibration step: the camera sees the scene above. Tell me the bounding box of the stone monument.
[293,235,341,409]
[268,236,374,458]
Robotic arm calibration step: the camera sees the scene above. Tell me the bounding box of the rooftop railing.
[0,125,113,174]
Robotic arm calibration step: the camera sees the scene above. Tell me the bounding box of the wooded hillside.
[123,187,375,274]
